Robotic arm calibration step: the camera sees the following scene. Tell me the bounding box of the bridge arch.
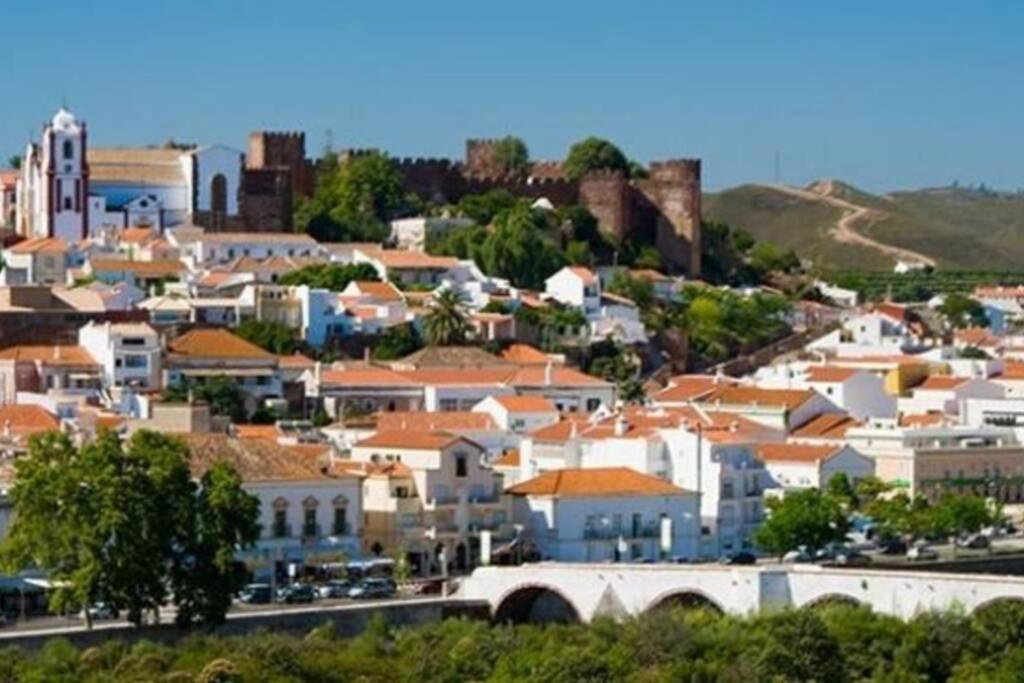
[493,583,581,624]
[646,588,725,614]
[801,593,865,610]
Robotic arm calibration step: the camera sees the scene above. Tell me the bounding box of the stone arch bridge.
[458,563,1024,623]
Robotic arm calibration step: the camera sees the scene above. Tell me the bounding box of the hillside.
[703,181,1024,271]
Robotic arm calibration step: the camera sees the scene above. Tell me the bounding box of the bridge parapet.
[461,563,1024,623]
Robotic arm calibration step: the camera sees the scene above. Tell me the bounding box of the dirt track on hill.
[758,181,937,267]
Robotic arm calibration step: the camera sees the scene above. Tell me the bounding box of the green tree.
[423,289,470,346]
[235,320,297,355]
[491,136,530,174]
[278,262,380,291]
[565,240,593,266]
[754,488,850,557]
[481,204,565,289]
[164,377,247,423]
[863,491,932,540]
[928,493,994,542]
[6,155,21,170]
[939,293,989,329]
[372,323,423,360]
[171,460,260,628]
[456,190,519,226]
[563,137,629,180]
[294,152,408,242]
[825,472,857,510]
[589,342,644,404]
[608,271,655,312]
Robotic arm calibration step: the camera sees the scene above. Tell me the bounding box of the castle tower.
[39,108,88,242]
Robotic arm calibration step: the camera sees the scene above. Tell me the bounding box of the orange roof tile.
[791,413,861,439]
[347,280,403,301]
[372,250,458,270]
[492,395,558,413]
[233,424,280,440]
[916,376,970,391]
[320,367,417,386]
[805,366,860,383]
[757,443,840,464]
[976,285,1024,299]
[0,345,98,366]
[375,411,496,431]
[997,361,1024,380]
[121,227,155,244]
[567,266,598,284]
[8,237,68,254]
[630,269,671,283]
[184,434,343,481]
[278,353,315,369]
[493,449,520,468]
[168,328,274,360]
[652,375,723,403]
[89,259,184,277]
[501,343,556,365]
[0,405,60,438]
[356,430,464,450]
[508,365,610,388]
[507,467,688,498]
[899,412,950,428]
[698,386,815,410]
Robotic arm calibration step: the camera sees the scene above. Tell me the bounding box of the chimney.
[314,361,322,383]
[2,420,10,440]
[614,414,628,436]
[544,362,553,386]
[363,346,371,363]
[730,420,739,432]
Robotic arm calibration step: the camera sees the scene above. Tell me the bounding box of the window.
[123,355,148,369]
[721,480,735,500]
[63,196,73,210]
[455,454,468,478]
[210,174,228,213]
[63,140,73,159]
[440,398,458,412]
[273,509,289,538]
[303,508,318,538]
[122,337,146,347]
[394,486,409,498]
[332,507,348,535]
[586,398,601,412]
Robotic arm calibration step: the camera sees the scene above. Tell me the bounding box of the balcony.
[582,523,661,540]
[301,523,321,543]
[330,522,352,537]
[468,492,503,505]
[271,523,292,539]
[426,493,461,508]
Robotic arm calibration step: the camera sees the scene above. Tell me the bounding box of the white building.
[507,467,700,562]
[78,321,162,392]
[17,108,244,240]
[897,376,1005,417]
[544,266,647,344]
[472,395,559,434]
[757,443,874,490]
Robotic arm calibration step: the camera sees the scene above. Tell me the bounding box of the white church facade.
[16,108,243,242]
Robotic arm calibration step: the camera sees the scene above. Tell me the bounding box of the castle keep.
[241,134,703,275]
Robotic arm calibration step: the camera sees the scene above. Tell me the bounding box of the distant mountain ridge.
[703,180,1024,271]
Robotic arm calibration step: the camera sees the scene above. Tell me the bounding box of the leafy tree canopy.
[278,262,380,291]
[563,137,629,180]
[235,319,297,355]
[423,288,470,346]
[491,136,530,174]
[754,488,850,557]
[372,323,424,361]
[939,293,989,329]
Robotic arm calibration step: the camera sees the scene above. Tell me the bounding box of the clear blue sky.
[3,1,1021,191]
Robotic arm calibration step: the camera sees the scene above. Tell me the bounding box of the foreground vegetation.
[6,602,1024,682]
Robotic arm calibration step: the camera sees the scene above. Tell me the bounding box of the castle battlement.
[394,157,458,169]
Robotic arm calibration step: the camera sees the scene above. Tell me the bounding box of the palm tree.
[423,289,469,346]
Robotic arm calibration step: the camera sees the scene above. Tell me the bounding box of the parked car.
[957,533,991,550]
[906,544,939,562]
[276,583,316,604]
[348,578,397,599]
[782,548,814,564]
[318,580,352,599]
[238,583,273,605]
[720,551,757,566]
[878,538,908,555]
[81,603,117,620]
[834,552,872,567]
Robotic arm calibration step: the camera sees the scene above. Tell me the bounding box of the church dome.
[51,107,79,131]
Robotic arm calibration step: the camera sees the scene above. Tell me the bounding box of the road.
[0,593,442,639]
[759,181,937,267]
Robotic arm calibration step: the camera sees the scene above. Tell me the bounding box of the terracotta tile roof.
[393,345,512,369]
[336,459,413,479]
[791,413,861,439]
[375,411,496,431]
[0,170,18,189]
[493,449,520,468]
[955,327,999,347]
[203,232,318,245]
[899,412,950,428]
[372,250,458,269]
[805,366,860,383]
[997,361,1024,380]
[874,303,908,322]
[183,434,343,482]
[651,375,723,403]
[278,353,314,369]
[756,443,840,464]
[492,395,558,413]
[0,344,98,366]
[346,281,403,301]
[507,467,688,498]
[916,376,969,391]
[601,292,636,307]
[121,227,155,244]
[0,405,60,439]
[508,365,610,388]
[501,344,556,365]
[232,424,280,440]
[697,386,815,410]
[320,366,417,386]
[167,328,274,360]
[630,269,671,283]
[89,259,185,277]
[976,286,1024,299]
[8,237,68,254]
[87,148,186,184]
[400,368,513,386]
[529,416,592,442]
[355,430,464,450]
[566,266,597,284]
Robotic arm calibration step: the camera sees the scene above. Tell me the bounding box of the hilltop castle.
[254,135,703,275]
